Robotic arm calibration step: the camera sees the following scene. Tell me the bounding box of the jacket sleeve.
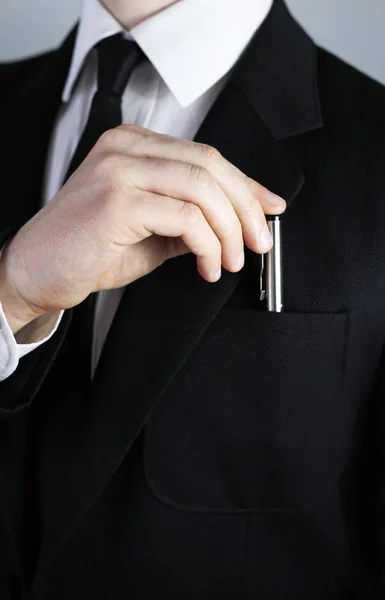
[0,225,72,418]
[0,312,71,418]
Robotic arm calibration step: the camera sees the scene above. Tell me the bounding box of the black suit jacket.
[1,1,385,598]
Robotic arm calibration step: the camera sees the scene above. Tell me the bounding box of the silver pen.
[259,215,283,312]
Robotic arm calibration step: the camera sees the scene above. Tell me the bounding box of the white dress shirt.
[0,0,274,381]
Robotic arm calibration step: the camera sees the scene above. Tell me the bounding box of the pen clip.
[259,253,266,302]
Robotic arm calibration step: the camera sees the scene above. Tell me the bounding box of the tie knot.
[96,34,146,97]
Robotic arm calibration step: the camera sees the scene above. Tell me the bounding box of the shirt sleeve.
[0,300,64,382]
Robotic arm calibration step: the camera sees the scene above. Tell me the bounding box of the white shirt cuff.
[0,300,64,381]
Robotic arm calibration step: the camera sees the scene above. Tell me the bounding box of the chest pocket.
[143,308,349,513]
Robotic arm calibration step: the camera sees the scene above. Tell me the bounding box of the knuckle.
[197,143,222,163]
[247,195,263,216]
[118,123,146,135]
[117,123,148,142]
[246,176,264,197]
[94,153,122,180]
[98,128,121,149]
[180,201,202,226]
[189,164,215,189]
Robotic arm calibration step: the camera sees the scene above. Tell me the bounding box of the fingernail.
[235,250,245,270]
[213,267,221,281]
[260,225,273,251]
[265,190,286,207]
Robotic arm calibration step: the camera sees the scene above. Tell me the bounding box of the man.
[0,0,385,597]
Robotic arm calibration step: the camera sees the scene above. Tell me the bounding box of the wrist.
[0,247,42,335]
[0,286,40,335]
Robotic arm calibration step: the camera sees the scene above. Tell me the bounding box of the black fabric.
[65,35,145,178]
[64,35,146,386]
[20,35,147,584]
[1,1,385,598]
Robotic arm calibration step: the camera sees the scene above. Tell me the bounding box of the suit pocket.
[143,308,349,513]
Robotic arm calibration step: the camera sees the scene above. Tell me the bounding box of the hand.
[0,125,286,333]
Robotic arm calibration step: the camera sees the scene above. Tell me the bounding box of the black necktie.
[66,35,146,178]
[64,35,147,385]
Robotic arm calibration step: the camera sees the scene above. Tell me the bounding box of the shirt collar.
[62,0,274,107]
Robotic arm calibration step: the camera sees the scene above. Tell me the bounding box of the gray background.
[1,0,385,86]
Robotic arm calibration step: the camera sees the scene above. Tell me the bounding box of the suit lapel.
[34,0,323,585]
